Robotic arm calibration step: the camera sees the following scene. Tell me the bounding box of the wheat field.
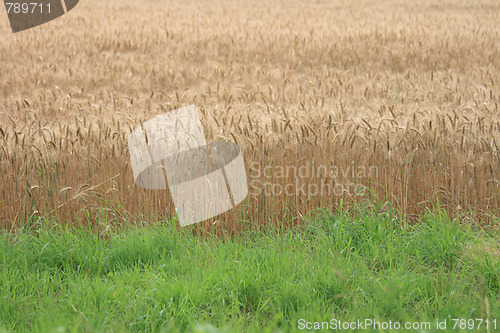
[1,0,500,234]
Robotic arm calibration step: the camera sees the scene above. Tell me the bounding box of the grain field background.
[1,0,500,234]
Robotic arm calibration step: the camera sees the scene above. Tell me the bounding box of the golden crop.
[1,0,499,235]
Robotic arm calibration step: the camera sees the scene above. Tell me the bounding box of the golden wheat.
[1,0,500,235]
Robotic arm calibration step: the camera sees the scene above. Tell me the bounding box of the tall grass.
[0,206,498,331]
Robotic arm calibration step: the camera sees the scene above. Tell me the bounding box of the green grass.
[0,204,499,332]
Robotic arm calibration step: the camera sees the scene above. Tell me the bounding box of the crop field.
[1,0,500,331]
[1,0,500,233]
